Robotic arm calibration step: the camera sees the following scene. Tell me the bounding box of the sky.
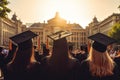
[7,0,120,28]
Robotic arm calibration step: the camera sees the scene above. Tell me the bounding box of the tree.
[0,0,11,18]
[108,22,120,44]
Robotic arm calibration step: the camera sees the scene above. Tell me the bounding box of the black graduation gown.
[5,62,42,80]
[0,44,17,79]
[114,56,120,70]
[42,58,80,80]
[77,60,120,80]
[75,53,88,63]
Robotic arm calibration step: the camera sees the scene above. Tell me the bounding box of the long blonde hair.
[87,47,115,77]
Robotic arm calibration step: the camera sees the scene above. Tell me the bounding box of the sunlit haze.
[8,0,120,28]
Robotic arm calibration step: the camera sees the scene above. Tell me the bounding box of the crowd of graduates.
[0,30,120,80]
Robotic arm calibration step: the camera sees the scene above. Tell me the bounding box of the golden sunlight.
[54,1,80,23]
[8,0,120,28]
[47,0,89,27]
[35,0,100,27]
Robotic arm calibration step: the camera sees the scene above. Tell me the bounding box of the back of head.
[9,30,38,68]
[15,40,33,62]
[47,30,72,59]
[87,33,116,77]
[87,48,115,77]
[47,31,72,66]
[52,38,68,57]
[68,44,73,51]
[18,39,32,50]
[80,44,88,53]
[43,44,50,56]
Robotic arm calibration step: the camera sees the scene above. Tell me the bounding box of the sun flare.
[34,0,92,27]
[53,1,79,23]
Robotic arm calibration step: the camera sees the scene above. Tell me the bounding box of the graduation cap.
[47,30,73,54]
[88,33,116,52]
[9,30,38,49]
[47,30,73,41]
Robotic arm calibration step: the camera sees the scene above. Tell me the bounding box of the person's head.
[15,40,33,63]
[43,44,50,56]
[80,44,88,53]
[68,44,73,52]
[52,38,68,57]
[9,30,38,65]
[87,33,116,77]
[47,31,72,64]
[88,33,116,53]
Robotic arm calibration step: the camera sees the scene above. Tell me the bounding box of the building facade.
[27,12,86,49]
[1,12,119,50]
[86,13,120,42]
[0,14,25,48]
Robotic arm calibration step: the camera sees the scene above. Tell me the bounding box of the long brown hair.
[87,47,115,77]
[49,38,69,65]
[8,40,36,70]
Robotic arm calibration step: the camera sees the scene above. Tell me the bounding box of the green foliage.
[108,22,120,44]
[0,0,11,18]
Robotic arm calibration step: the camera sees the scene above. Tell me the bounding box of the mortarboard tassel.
[9,40,12,50]
[87,40,91,53]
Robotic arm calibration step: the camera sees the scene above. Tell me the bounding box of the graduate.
[5,30,42,80]
[78,33,120,80]
[42,30,80,80]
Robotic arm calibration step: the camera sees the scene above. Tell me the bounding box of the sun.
[48,0,79,23]
[36,0,88,27]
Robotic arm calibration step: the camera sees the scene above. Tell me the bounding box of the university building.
[27,12,86,49]
[0,14,25,48]
[86,13,120,42]
[1,12,120,49]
